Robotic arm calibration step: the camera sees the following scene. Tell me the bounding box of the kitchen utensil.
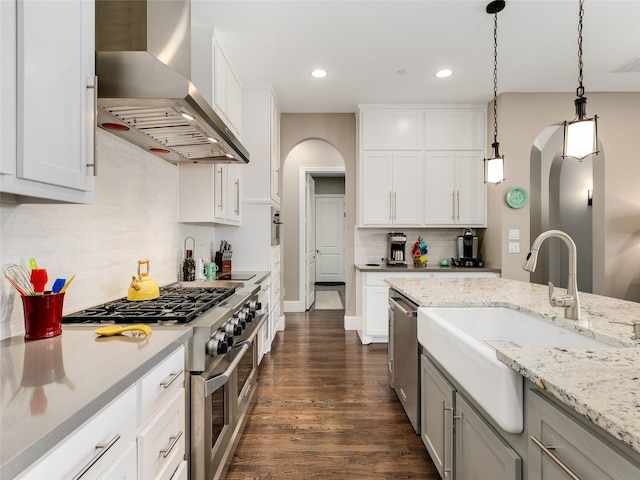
[94,324,152,337]
[127,259,160,301]
[29,258,38,271]
[30,269,48,293]
[4,275,29,296]
[51,278,66,294]
[3,264,35,296]
[59,274,76,293]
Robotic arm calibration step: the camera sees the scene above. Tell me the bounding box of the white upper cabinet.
[357,105,486,227]
[360,110,423,150]
[425,151,486,226]
[1,0,95,203]
[425,108,485,150]
[213,40,242,138]
[361,152,423,226]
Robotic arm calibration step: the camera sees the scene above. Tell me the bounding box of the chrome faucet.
[522,230,581,320]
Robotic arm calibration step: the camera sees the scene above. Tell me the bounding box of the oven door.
[190,343,249,480]
[233,312,267,425]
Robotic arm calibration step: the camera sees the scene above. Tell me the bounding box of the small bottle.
[183,250,195,281]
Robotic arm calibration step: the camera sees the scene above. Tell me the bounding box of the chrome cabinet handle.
[456,191,460,220]
[393,191,397,220]
[235,179,240,215]
[72,434,120,480]
[389,192,393,220]
[451,191,456,221]
[530,435,581,480]
[86,76,97,176]
[159,369,183,389]
[443,407,461,478]
[218,166,224,210]
[159,430,183,458]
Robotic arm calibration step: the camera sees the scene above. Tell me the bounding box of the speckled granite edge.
[386,277,640,453]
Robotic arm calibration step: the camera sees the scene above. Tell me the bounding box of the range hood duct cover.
[95,0,249,164]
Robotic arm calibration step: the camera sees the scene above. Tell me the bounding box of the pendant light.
[484,0,506,185]
[563,0,599,161]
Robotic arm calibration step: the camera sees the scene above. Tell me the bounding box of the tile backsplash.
[354,228,481,265]
[0,132,216,339]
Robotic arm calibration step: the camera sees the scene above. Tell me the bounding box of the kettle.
[127,259,160,301]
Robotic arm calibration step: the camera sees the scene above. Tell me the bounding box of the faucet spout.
[522,230,580,320]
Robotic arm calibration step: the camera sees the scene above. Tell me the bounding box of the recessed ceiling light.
[435,69,453,79]
[311,69,327,78]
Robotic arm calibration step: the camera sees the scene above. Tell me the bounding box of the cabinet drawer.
[137,388,186,480]
[97,442,137,480]
[19,385,137,480]
[138,346,185,426]
[527,390,639,480]
[171,461,188,480]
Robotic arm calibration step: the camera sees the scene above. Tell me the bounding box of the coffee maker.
[457,228,482,267]
[387,232,407,266]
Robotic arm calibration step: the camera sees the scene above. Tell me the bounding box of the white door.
[305,175,316,310]
[315,195,345,283]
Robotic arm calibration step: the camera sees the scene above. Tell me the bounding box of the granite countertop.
[355,263,501,274]
[385,276,640,454]
[0,326,193,479]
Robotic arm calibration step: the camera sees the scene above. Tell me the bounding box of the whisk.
[3,264,35,296]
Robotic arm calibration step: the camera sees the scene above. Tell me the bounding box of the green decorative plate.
[506,187,528,209]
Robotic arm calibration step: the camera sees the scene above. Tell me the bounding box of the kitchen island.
[386,276,640,458]
[0,326,192,479]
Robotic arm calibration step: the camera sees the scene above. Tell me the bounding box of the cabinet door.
[528,390,639,480]
[362,285,389,342]
[213,41,227,117]
[361,152,393,225]
[270,94,281,205]
[360,110,423,150]
[17,0,94,192]
[392,152,423,225]
[425,152,456,225]
[425,109,485,150]
[421,355,455,479]
[455,393,522,480]
[455,152,486,226]
[226,68,242,137]
[0,0,16,176]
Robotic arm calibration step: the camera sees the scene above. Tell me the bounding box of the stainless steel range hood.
[95,0,249,164]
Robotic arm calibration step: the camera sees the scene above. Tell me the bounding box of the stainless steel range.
[62,282,267,480]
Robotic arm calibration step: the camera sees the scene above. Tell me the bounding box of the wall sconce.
[587,189,593,206]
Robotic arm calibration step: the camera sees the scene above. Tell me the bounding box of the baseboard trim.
[284,300,305,313]
[344,315,359,331]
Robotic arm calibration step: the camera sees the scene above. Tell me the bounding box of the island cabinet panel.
[421,354,455,479]
[527,389,639,480]
[455,392,522,480]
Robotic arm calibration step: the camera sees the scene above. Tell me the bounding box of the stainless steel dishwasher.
[389,289,420,434]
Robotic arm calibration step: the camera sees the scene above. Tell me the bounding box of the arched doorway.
[530,125,601,293]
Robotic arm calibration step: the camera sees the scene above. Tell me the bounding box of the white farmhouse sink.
[417,307,615,434]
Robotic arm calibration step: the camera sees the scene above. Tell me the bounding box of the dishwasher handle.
[389,296,417,317]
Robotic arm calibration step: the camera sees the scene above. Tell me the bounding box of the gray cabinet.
[455,393,522,480]
[421,354,455,479]
[527,389,639,480]
[421,354,522,480]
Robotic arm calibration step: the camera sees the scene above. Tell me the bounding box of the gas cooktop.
[62,286,236,324]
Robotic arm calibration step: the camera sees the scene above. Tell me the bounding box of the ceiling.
[192,0,640,113]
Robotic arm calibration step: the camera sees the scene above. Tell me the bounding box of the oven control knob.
[213,330,232,347]
[222,321,242,336]
[237,310,250,323]
[249,300,262,312]
[231,317,246,330]
[205,337,228,357]
[240,308,254,321]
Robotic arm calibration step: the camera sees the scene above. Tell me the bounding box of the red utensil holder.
[21,292,64,340]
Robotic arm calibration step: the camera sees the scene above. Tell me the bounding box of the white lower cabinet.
[360,270,499,344]
[421,354,521,480]
[527,389,639,480]
[18,386,137,479]
[18,345,187,480]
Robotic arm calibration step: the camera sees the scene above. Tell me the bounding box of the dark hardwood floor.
[225,310,439,479]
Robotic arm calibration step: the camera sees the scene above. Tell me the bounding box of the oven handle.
[204,343,249,397]
[234,313,267,348]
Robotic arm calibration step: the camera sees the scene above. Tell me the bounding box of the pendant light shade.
[484,0,506,185]
[563,0,599,161]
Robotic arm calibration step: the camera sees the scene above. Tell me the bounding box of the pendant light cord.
[577,0,585,97]
[493,11,499,145]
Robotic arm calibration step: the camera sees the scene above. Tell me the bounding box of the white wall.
[0,131,217,339]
